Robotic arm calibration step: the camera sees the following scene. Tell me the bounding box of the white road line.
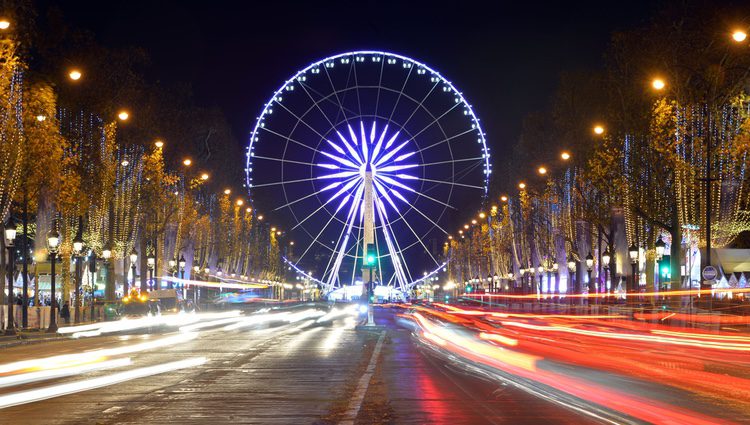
[339,331,386,425]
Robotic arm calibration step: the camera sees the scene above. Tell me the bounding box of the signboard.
[701,266,718,281]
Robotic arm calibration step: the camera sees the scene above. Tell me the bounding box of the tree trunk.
[670,220,682,291]
[0,234,6,305]
[22,191,28,327]
[140,236,147,293]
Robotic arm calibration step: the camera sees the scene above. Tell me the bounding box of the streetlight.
[561,151,571,161]
[183,158,192,166]
[178,254,186,298]
[147,252,155,291]
[155,140,164,149]
[129,248,138,296]
[593,125,605,135]
[519,267,526,294]
[628,243,639,292]
[552,261,559,295]
[201,173,209,180]
[602,247,611,295]
[68,69,82,81]
[5,221,17,334]
[567,256,577,295]
[585,252,594,298]
[518,182,526,189]
[168,257,177,289]
[536,264,544,294]
[72,222,84,323]
[0,19,10,30]
[117,110,129,121]
[538,166,547,175]
[655,236,666,290]
[651,78,666,91]
[732,30,747,42]
[102,245,112,301]
[46,225,60,333]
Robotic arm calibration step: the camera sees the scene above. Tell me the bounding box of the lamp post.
[586,252,594,303]
[46,225,60,333]
[129,249,138,296]
[655,236,665,290]
[567,256,576,300]
[519,267,526,294]
[552,261,559,295]
[178,255,186,299]
[88,251,97,321]
[602,247,611,298]
[628,244,639,293]
[168,258,176,289]
[102,245,112,301]
[147,253,155,291]
[72,223,84,324]
[536,265,543,295]
[5,221,17,335]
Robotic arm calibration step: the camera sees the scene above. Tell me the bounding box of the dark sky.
[45,0,654,157]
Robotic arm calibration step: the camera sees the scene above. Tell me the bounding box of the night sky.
[44,0,654,158]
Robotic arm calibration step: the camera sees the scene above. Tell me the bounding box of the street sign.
[702,266,718,281]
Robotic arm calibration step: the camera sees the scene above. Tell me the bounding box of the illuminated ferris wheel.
[246,51,490,294]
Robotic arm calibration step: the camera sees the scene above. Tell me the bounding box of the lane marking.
[339,331,386,425]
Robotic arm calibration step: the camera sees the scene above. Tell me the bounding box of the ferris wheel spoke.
[271,99,334,143]
[320,194,357,286]
[408,101,463,141]
[351,58,363,117]
[409,176,485,190]
[258,126,323,154]
[375,198,410,288]
[326,184,364,287]
[297,81,360,119]
[294,200,344,268]
[415,128,476,155]
[387,65,414,123]
[417,156,485,167]
[322,65,352,126]
[250,176,327,189]
[375,174,457,211]
[399,78,441,130]
[374,54,385,118]
[252,155,320,167]
[274,176,358,211]
[291,179,361,230]
[386,199,443,269]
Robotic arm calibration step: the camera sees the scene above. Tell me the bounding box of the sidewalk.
[0,329,70,349]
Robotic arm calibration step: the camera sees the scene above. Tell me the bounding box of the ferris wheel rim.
[246,50,491,290]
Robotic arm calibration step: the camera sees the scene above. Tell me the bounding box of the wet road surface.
[0,305,604,424]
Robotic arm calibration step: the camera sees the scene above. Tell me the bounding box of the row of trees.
[445,4,750,294]
[0,4,285,326]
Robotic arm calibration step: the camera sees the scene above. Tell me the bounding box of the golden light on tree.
[117,110,129,121]
[182,158,192,166]
[593,125,605,135]
[154,140,164,148]
[732,30,747,42]
[68,69,82,81]
[537,166,547,175]
[0,19,10,30]
[651,78,666,90]
[35,115,46,122]
[561,151,571,160]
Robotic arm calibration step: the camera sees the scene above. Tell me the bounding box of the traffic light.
[365,243,376,267]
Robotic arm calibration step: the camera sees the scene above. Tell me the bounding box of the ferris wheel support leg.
[362,172,376,326]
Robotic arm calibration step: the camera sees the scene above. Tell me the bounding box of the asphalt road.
[0,305,602,424]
